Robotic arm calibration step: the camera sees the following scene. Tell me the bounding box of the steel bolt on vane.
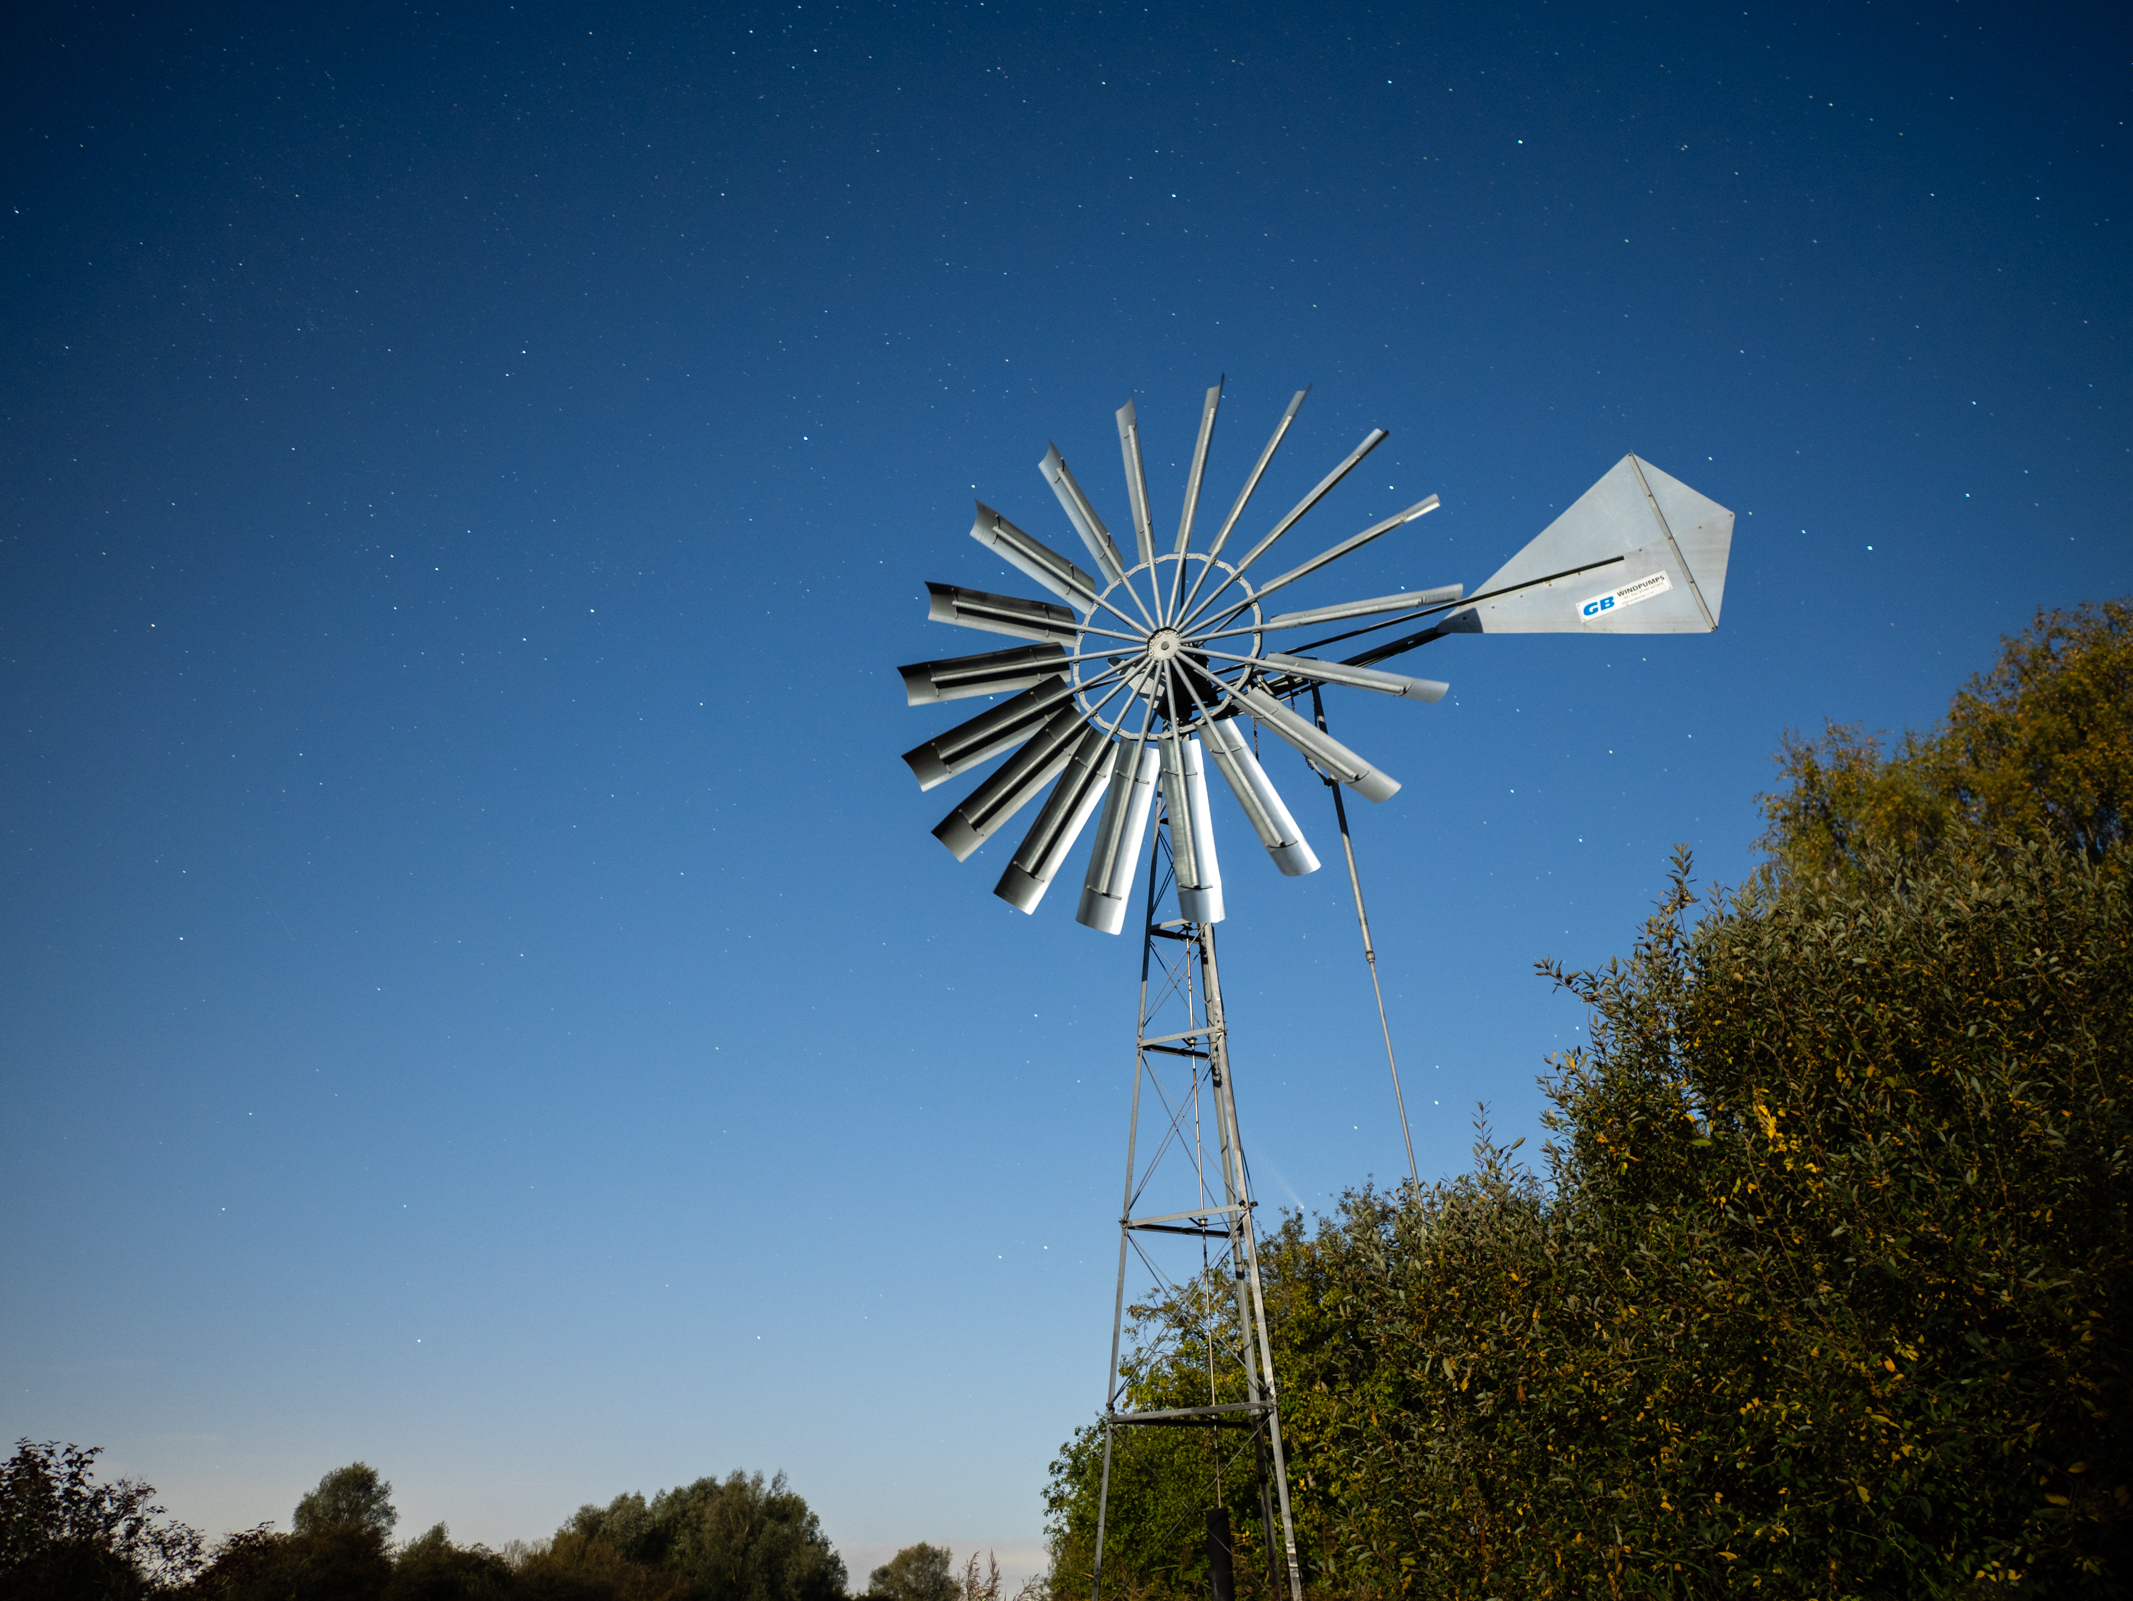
[896,381,1734,1601]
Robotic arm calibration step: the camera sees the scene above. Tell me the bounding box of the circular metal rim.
[1071,551,1264,729]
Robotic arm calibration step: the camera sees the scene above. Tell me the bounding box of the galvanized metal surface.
[907,386,1561,922]
[901,678,1075,790]
[1077,739,1162,935]
[926,581,1080,643]
[1443,453,1734,636]
[997,727,1118,912]
[1256,651,1448,702]
[1259,583,1462,631]
[1200,715,1318,877]
[898,642,1070,706]
[1236,683,1400,803]
[931,704,1087,860]
[968,501,1098,610]
[1115,398,1157,571]
[1159,734,1224,925]
[1041,443,1132,595]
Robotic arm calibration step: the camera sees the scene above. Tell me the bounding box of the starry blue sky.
[4,0,2127,1577]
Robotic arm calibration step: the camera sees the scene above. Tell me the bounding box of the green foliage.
[861,1546,1003,1601]
[187,1522,395,1601]
[507,1531,690,1601]
[1044,1264,1302,1601]
[402,1525,456,1563]
[1051,600,2133,1597]
[552,1471,845,1601]
[1381,845,2123,1595]
[387,1525,516,1600]
[168,1463,840,1601]
[0,1438,205,1600]
[1756,721,1959,880]
[296,1463,400,1540]
[867,1543,957,1601]
[181,1526,284,1600]
[564,1495,655,1558]
[1760,598,2132,882]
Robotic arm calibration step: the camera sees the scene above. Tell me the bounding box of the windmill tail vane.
[897,381,1736,929]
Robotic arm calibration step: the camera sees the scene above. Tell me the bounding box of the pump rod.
[1309,686,1419,1185]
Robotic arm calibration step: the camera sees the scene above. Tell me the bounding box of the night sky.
[5,0,2127,1578]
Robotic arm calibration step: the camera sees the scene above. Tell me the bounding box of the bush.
[1325,839,2131,1596]
[186,1522,394,1601]
[0,1439,204,1600]
[509,1531,692,1601]
[1050,601,2133,1597]
[388,1524,516,1600]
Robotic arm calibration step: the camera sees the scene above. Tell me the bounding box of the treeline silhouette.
[1046,601,2132,1598]
[0,1447,1006,1601]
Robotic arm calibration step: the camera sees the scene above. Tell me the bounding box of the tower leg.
[1201,923,1304,1601]
[1206,1507,1234,1601]
[1091,811,1164,1601]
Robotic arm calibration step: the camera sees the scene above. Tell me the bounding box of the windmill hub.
[1145,627,1184,662]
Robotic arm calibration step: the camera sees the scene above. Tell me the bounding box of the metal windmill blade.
[895,382,1460,929]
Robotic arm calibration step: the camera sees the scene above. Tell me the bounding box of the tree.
[0,1438,205,1600]
[186,1522,393,1601]
[555,1471,844,1601]
[384,1524,514,1600]
[1944,596,2133,860]
[650,1472,845,1601]
[560,1494,654,1561]
[1759,596,2133,882]
[295,1463,399,1540]
[181,1525,285,1600]
[508,1530,691,1601]
[866,1544,955,1601]
[185,1461,399,1600]
[168,1465,844,1601]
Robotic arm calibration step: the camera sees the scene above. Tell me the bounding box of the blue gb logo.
[1579,571,1670,622]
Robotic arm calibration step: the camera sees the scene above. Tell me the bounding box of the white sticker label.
[1579,570,1672,621]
